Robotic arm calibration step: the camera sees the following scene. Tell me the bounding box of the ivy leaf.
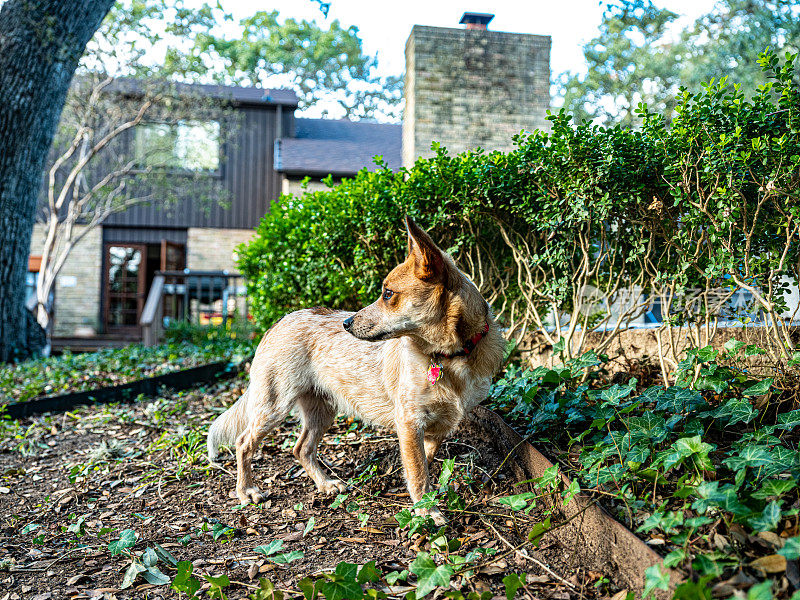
[298,577,320,600]
[774,409,800,431]
[663,548,686,568]
[747,580,773,600]
[527,516,551,547]
[109,529,137,555]
[438,458,455,491]
[723,339,745,355]
[663,436,715,471]
[385,570,408,585]
[502,573,526,600]
[143,565,171,586]
[496,492,535,511]
[713,398,757,426]
[394,509,413,528]
[320,563,363,600]
[171,561,201,597]
[204,573,231,599]
[153,543,177,566]
[600,380,636,406]
[778,537,800,560]
[410,552,453,598]
[743,345,767,358]
[654,387,705,414]
[743,378,772,396]
[642,564,670,599]
[269,551,304,564]
[252,578,285,600]
[722,445,772,472]
[357,561,382,584]
[121,560,146,589]
[254,540,284,557]
[696,346,718,363]
[752,479,797,500]
[303,517,316,537]
[212,523,235,540]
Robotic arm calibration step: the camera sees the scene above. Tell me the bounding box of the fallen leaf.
[750,554,787,574]
[610,590,629,600]
[757,532,783,548]
[66,574,91,585]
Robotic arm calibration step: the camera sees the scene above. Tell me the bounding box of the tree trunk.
[0,0,114,362]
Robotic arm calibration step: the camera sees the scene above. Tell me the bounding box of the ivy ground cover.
[491,341,800,599]
[0,335,254,404]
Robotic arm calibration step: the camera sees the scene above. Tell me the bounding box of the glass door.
[104,244,147,333]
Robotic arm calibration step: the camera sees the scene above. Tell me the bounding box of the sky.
[220,0,719,81]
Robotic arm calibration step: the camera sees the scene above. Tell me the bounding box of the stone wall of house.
[281,177,336,197]
[402,24,551,167]
[186,228,255,272]
[29,224,103,337]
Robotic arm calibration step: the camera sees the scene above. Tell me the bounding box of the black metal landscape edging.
[3,359,247,419]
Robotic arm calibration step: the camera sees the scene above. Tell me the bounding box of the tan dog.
[207,218,504,523]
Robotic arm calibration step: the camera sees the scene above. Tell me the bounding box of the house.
[28,12,552,346]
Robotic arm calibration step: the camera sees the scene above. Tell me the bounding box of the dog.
[207,218,504,523]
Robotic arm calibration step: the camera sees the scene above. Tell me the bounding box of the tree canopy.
[561,0,800,127]
[84,1,401,120]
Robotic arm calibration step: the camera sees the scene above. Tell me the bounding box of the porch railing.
[140,270,248,346]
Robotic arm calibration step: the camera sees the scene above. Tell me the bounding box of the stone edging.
[3,359,247,419]
[470,406,683,598]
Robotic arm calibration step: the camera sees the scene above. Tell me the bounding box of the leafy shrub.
[163,321,256,346]
[238,50,800,375]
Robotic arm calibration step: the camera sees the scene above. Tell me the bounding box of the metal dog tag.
[427,360,443,385]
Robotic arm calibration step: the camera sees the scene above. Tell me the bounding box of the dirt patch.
[0,377,622,599]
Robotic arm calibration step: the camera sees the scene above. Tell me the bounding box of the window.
[134,120,220,173]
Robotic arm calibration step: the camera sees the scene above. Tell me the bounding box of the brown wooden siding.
[103,227,187,245]
[105,106,280,230]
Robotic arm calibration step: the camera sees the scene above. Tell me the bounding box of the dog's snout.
[342,316,354,331]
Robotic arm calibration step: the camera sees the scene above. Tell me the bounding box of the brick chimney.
[402,13,551,167]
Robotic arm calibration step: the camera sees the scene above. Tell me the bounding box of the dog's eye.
[383,288,394,301]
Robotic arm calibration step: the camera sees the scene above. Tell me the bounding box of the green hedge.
[238,50,800,369]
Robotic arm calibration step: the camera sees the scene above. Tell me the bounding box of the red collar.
[437,322,490,359]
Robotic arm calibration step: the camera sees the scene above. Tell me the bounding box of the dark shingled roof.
[275,118,402,177]
[106,78,298,107]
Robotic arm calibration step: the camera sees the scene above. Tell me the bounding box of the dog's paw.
[236,487,264,505]
[417,507,447,526]
[318,480,347,496]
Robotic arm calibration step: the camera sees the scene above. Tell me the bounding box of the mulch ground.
[0,374,621,600]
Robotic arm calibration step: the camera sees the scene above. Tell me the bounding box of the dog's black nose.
[343,316,354,331]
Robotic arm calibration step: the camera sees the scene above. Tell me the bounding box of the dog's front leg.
[396,419,446,525]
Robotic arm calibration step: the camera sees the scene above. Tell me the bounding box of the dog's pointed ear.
[405,217,447,285]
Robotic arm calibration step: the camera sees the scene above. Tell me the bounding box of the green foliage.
[560,0,800,127]
[85,1,400,119]
[409,552,453,599]
[172,560,202,597]
[238,50,800,367]
[0,337,253,404]
[561,0,680,126]
[490,342,800,589]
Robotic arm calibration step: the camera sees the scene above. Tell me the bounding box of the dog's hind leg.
[293,395,346,495]
[235,406,288,506]
[424,434,445,464]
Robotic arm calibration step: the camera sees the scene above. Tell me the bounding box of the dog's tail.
[207,388,250,463]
